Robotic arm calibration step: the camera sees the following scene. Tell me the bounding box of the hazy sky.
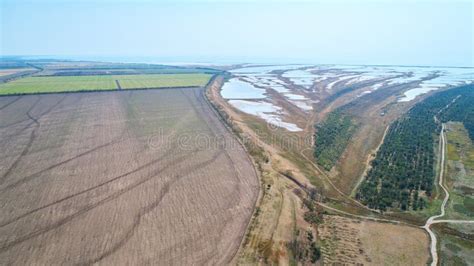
[1,0,473,66]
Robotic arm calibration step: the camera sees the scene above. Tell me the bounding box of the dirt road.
[115,80,122,90]
[422,96,465,266]
[431,220,474,224]
[422,124,448,266]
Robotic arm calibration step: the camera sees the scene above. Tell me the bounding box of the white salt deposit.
[228,100,302,132]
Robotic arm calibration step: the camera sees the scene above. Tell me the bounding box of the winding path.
[299,147,380,214]
[422,123,449,266]
[422,95,471,266]
[422,121,473,265]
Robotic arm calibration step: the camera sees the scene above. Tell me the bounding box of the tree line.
[357,84,473,211]
[313,111,357,171]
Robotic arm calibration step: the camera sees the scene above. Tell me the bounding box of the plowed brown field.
[0,87,259,265]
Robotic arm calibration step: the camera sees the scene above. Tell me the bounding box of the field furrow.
[0,87,258,265]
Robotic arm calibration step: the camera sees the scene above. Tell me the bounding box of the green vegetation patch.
[452,196,474,217]
[437,226,474,266]
[357,84,474,212]
[440,92,474,141]
[0,73,212,95]
[446,123,474,173]
[313,111,357,171]
[464,195,474,211]
[445,121,474,219]
[117,74,211,89]
[0,75,117,94]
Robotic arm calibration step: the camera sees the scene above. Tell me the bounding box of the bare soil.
[0,87,259,265]
[318,215,429,265]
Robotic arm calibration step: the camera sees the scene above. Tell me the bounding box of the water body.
[220,78,266,99]
[398,68,474,102]
[230,64,310,75]
[228,100,302,132]
[282,69,318,88]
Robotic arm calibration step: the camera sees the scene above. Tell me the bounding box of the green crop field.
[117,74,211,89]
[0,74,212,95]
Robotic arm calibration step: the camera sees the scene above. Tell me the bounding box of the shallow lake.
[221,78,266,99]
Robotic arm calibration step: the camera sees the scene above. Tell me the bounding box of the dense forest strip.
[438,93,474,140]
[313,80,412,172]
[356,84,473,212]
[313,111,357,171]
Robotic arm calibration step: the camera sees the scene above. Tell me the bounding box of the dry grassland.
[318,215,429,265]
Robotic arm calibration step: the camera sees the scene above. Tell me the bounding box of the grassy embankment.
[444,122,474,220]
[434,122,474,266]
